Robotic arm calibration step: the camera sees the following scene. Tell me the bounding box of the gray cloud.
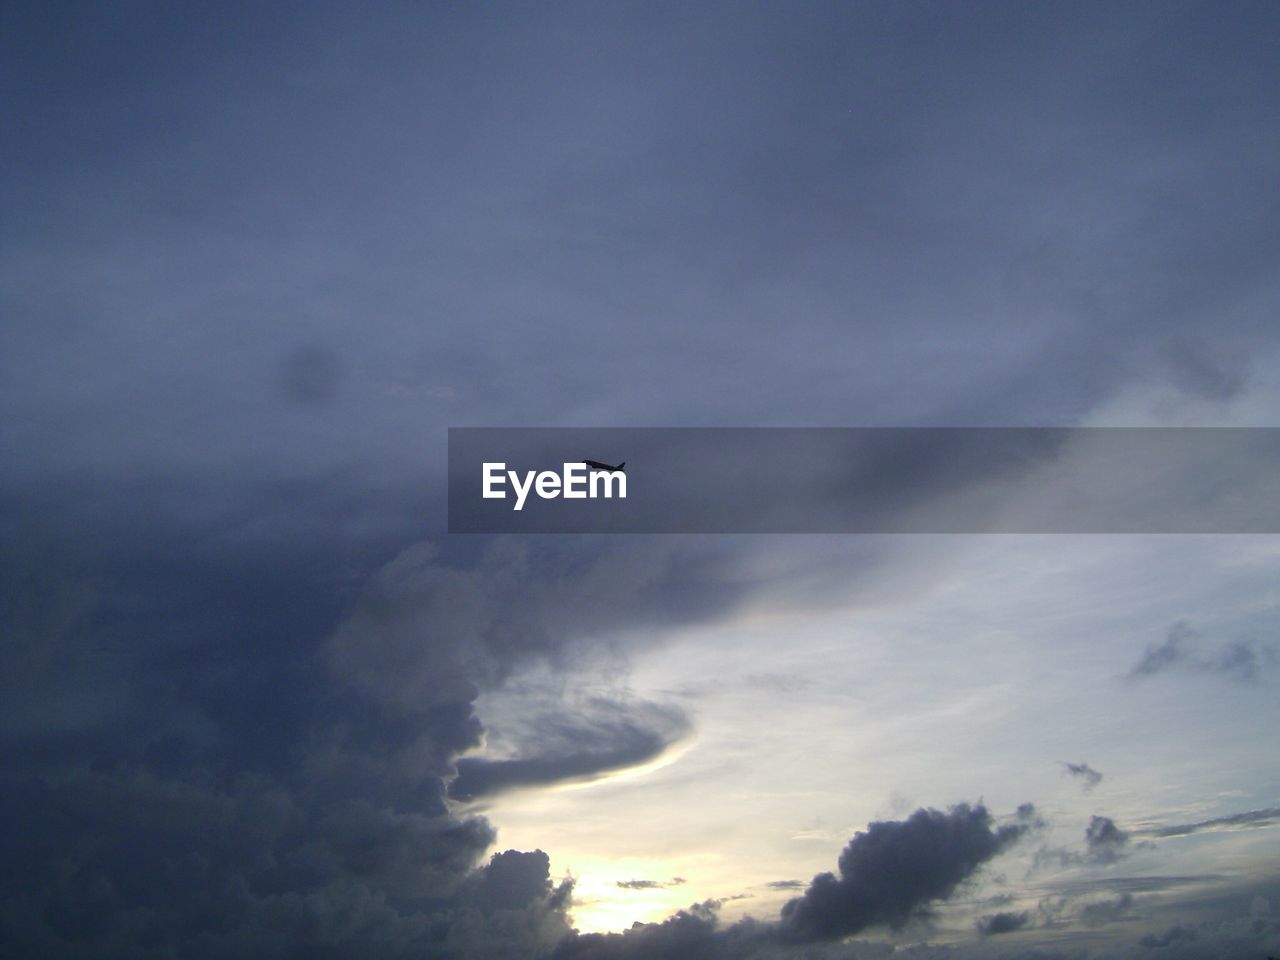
[976,910,1031,936]
[1063,761,1104,792]
[1130,621,1198,678]
[1214,640,1275,683]
[777,803,1038,942]
[473,849,570,911]
[6,1,1279,495]
[1033,815,1140,872]
[1085,816,1131,865]
[1129,621,1275,683]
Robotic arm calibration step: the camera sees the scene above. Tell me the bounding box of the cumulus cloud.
[777,803,1038,942]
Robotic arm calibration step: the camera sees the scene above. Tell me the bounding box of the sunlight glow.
[566,868,696,934]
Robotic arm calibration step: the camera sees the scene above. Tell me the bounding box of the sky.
[2,1,1280,957]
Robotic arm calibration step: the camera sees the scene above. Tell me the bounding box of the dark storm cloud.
[1137,807,1280,839]
[4,0,1280,957]
[976,910,1031,936]
[5,0,1280,494]
[0,501,788,957]
[0,522,526,957]
[0,448,907,959]
[7,430,921,959]
[473,850,568,911]
[1062,761,1104,792]
[324,536,772,712]
[448,698,690,801]
[776,803,1038,942]
[0,766,522,958]
[1129,621,1276,683]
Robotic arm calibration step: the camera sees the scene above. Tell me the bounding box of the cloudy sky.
[3,2,1279,957]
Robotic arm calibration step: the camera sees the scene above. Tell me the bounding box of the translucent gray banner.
[447,428,1280,533]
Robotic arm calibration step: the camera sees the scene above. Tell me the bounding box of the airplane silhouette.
[583,459,625,473]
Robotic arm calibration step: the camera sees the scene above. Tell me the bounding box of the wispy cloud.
[1129,620,1275,682]
[1137,807,1280,839]
[618,877,687,891]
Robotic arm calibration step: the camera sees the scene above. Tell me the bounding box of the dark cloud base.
[448,698,690,802]
[777,803,1038,942]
